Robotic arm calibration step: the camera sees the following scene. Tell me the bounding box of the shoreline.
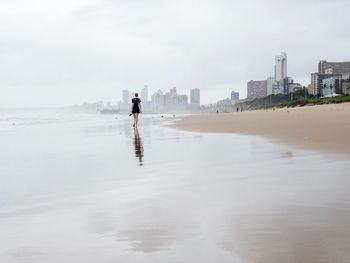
[171,103,350,155]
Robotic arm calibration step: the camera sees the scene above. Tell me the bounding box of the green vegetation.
[238,90,350,110]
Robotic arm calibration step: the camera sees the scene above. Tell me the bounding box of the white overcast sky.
[1,0,350,107]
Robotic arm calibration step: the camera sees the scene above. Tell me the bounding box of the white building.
[122,89,130,108]
[266,76,275,96]
[141,85,149,102]
[151,90,164,110]
[190,89,200,107]
[275,52,287,82]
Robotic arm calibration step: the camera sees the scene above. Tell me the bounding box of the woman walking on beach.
[130,93,142,128]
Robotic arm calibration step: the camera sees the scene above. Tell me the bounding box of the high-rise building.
[310,60,350,97]
[141,85,149,102]
[272,82,281,95]
[151,90,164,110]
[122,89,130,105]
[173,94,188,105]
[266,76,275,96]
[230,91,239,104]
[306,84,313,95]
[322,74,343,96]
[342,79,350,95]
[288,83,303,93]
[170,87,177,95]
[190,89,200,107]
[247,80,267,99]
[275,52,287,82]
[310,73,321,96]
[162,87,188,108]
[310,73,337,96]
[279,77,294,94]
[318,61,350,75]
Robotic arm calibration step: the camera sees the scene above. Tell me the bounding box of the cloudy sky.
[1,0,350,107]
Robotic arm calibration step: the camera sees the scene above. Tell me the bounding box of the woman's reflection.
[133,128,144,166]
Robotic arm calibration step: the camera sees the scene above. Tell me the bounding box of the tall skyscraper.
[275,52,287,82]
[190,89,200,107]
[122,89,130,105]
[141,85,149,102]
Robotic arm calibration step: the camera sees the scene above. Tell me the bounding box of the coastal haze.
[1,0,350,107]
[2,1,350,262]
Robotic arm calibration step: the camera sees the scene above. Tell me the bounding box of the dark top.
[131,98,141,113]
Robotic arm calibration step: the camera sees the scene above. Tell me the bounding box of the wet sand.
[172,103,350,155]
[2,111,350,262]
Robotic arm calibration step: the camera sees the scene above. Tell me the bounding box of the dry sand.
[173,103,350,155]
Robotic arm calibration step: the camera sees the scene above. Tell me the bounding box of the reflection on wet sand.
[3,113,350,263]
[119,226,174,252]
[133,128,144,165]
[219,206,350,263]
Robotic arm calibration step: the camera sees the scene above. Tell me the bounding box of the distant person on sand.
[241,107,243,112]
[130,93,142,128]
[236,107,239,113]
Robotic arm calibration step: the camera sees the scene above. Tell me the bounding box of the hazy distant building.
[217,98,233,107]
[80,101,104,112]
[164,87,188,107]
[230,91,239,105]
[164,88,176,105]
[190,89,200,107]
[190,89,200,106]
[151,87,188,111]
[122,90,130,105]
[141,85,149,102]
[169,87,177,96]
[231,91,239,101]
[151,90,164,110]
[318,61,350,75]
[266,76,275,96]
[121,89,130,110]
[275,52,287,82]
[247,80,267,99]
[173,94,188,105]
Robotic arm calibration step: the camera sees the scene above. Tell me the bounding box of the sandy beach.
[2,110,350,262]
[173,103,350,155]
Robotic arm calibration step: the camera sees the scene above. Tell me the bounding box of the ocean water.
[1,109,350,263]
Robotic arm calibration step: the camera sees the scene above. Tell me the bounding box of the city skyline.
[1,1,350,107]
[118,86,200,111]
